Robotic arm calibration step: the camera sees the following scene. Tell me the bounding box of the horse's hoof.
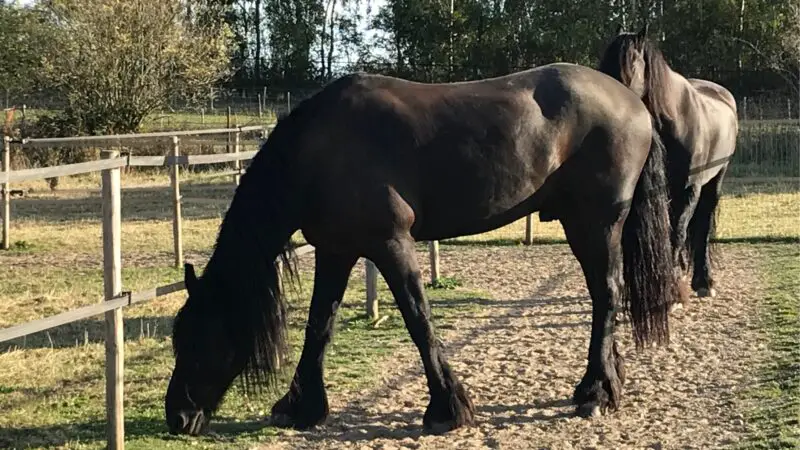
[576,402,603,418]
[269,390,329,430]
[696,287,717,298]
[423,380,475,433]
[425,419,459,434]
[267,412,325,430]
[267,413,295,428]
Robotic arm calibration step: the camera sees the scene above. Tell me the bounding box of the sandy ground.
[258,244,760,450]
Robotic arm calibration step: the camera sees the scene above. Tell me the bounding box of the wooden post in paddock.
[101,150,125,450]
[2,136,10,250]
[170,136,184,268]
[233,125,241,186]
[428,241,440,285]
[365,259,379,319]
[226,107,232,155]
[524,214,534,245]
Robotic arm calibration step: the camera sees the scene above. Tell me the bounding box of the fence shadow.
[0,314,176,352]
[0,415,272,450]
[8,182,236,223]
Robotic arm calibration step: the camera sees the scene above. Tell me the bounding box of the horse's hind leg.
[689,169,725,298]
[561,211,626,417]
[270,250,358,429]
[369,233,475,433]
[671,184,701,276]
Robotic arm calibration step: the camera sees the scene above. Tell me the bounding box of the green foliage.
[426,276,462,290]
[366,0,798,90]
[0,3,53,97]
[37,0,234,135]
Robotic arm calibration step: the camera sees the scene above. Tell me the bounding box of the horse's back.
[290,64,654,241]
[688,78,737,115]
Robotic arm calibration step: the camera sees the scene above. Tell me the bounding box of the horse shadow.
[277,398,577,445]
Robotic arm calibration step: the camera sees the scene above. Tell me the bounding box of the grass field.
[0,171,798,449]
[739,245,800,449]
[14,109,278,133]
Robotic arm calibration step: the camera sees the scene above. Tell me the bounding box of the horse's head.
[165,263,243,435]
[600,23,674,124]
[599,24,651,97]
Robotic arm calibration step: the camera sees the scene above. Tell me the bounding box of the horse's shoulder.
[687,78,737,113]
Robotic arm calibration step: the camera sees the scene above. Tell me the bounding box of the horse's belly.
[410,171,546,240]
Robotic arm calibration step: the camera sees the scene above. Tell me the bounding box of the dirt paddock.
[263,243,761,450]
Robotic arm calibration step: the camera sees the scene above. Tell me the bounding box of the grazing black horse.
[164,62,684,436]
[599,25,739,298]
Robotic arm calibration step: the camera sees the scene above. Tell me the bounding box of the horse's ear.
[184,263,199,294]
[637,23,649,38]
[615,23,624,35]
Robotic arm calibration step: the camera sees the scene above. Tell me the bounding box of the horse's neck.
[643,61,681,125]
[204,199,269,286]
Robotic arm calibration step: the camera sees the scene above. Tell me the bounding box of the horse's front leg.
[370,234,475,433]
[269,251,358,429]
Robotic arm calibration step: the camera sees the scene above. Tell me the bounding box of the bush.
[15,111,98,169]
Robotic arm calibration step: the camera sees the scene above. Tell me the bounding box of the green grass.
[0,264,488,450]
[739,244,800,449]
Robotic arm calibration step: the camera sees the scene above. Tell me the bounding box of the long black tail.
[621,127,685,349]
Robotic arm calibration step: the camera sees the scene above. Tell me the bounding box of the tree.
[784,1,800,64]
[38,0,233,135]
[0,4,54,103]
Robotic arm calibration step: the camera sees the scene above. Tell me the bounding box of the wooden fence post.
[233,125,241,186]
[365,259,378,319]
[101,149,124,450]
[428,241,440,285]
[2,136,10,250]
[524,214,533,245]
[170,137,183,268]
[226,107,232,155]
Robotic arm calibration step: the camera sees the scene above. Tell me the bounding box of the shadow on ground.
[0,415,274,449]
[0,315,176,352]
[9,182,236,223]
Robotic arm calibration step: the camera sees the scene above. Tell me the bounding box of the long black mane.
[599,31,675,127]
[171,111,304,396]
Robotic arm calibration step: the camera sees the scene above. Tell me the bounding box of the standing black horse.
[164,62,684,436]
[599,25,739,299]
